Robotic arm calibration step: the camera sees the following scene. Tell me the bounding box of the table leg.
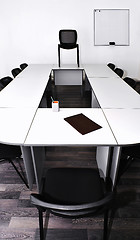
[96,146,111,180]
[96,146,122,190]
[110,146,122,189]
[31,146,46,193]
[21,146,35,190]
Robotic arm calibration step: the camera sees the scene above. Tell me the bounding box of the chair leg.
[58,45,60,67]
[103,209,109,240]
[39,209,44,240]
[9,159,29,188]
[77,45,80,67]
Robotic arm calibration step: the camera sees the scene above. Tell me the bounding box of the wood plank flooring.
[0,85,140,239]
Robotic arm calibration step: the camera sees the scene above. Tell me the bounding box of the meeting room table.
[0,63,140,192]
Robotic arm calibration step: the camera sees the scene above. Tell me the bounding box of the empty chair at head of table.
[11,68,22,78]
[58,29,80,67]
[0,76,13,87]
[20,63,28,70]
[31,167,114,240]
[123,77,136,89]
[107,63,115,70]
[0,143,29,188]
[114,68,124,78]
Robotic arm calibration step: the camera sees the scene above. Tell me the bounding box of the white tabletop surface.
[0,64,53,108]
[103,109,140,145]
[0,108,37,145]
[82,64,119,78]
[25,108,117,146]
[16,64,53,78]
[88,77,140,108]
[0,64,140,147]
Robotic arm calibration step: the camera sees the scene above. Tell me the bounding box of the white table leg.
[110,146,122,189]
[21,146,35,190]
[31,146,46,193]
[96,146,111,179]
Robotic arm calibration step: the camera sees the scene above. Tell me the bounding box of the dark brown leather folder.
[64,113,102,135]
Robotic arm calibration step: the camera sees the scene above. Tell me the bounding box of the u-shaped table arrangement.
[0,64,140,192]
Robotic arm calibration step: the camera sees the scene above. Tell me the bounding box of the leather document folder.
[64,113,102,135]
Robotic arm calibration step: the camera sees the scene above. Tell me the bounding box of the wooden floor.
[0,85,140,239]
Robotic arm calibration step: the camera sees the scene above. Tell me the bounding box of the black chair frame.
[123,77,136,89]
[58,30,80,67]
[0,144,29,188]
[107,63,115,70]
[20,63,28,70]
[114,68,124,78]
[11,68,22,78]
[31,167,114,240]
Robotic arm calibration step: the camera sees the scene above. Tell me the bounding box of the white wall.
[0,0,140,79]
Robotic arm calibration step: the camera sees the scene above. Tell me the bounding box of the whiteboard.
[94,9,130,46]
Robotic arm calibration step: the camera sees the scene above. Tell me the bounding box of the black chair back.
[59,29,77,49]
[0,76,13,87]
[107,63,115,70]
[114,68,124,78]
[58,29,80,67]
[0,82,4,91]
[123,77,136,89]
[11,68,22,78]
[20,63,28,70]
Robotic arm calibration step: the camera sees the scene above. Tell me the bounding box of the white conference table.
[0,64,140,191]
[25,108,116,146]
[0,64,53,108]
[24,108,117,191]
[0,108,36,145]
[102,108,140,185]
[82,64,120,78]
[88,77,140,108]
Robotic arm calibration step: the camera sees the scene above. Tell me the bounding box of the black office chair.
[114,68,124,78]
[107,63,115,70]
[31,167,114,240]
[0,76,13,87]
[0,143,29,188]
[11,68,22,78]
[0,82,5,91]
[20,63,28,70]
[58,29,80,67]
[123,77,136,89]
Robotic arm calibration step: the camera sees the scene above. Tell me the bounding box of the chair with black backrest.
[11,68,22,78]
[58,29,80,67]
[0,76,13,87]
[114,68,124,78]
[20,63,28,70]
[0,82,5,91]
[123,77,136,89]
[0,143,29,188]
[107,63,115,70]
[31,167,114,240]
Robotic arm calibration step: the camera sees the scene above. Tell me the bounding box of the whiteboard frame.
[94,9,130,46]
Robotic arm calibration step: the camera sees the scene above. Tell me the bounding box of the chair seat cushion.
[59,43,78,49]
[42,168,104,205]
